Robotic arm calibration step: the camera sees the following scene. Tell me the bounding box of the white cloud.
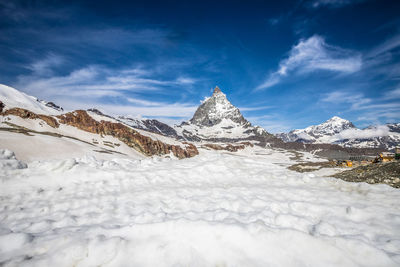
[256,35,362,90]
[333,125,390,140]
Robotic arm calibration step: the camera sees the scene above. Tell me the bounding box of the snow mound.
[0,149,27,170]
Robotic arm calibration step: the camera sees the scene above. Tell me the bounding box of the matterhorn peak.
[175,86,271,141]
[189,86,249,127]
[213,86,222,95]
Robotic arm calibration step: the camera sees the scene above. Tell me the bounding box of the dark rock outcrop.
[332,161,400,188]
[45,101,64,111]
[0,101,4,113]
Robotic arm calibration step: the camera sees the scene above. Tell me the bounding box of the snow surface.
[0,147,400,266]
[0,84,62,115]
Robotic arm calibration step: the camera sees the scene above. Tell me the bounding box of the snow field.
[0,148,400,266]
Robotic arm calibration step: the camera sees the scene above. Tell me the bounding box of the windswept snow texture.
[1,148,400,266]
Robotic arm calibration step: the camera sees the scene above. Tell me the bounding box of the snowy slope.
[0,114,145,161]
[0,147,399,266]
[175,87,271,141]
[0,84,63,115]
[277,116,400,150]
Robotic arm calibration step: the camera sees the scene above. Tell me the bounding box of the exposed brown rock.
[1,107,59,128]
[57,110,198,158]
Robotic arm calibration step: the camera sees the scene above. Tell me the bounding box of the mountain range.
[277,116,400,150]
[0,84,398,162]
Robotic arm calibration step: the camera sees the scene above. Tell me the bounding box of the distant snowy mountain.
[174,86,271,141]
[277,116,356,143]
[277,116,400,150]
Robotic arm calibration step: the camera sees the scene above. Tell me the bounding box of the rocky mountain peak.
[213,86,222,95]
[189,86,250,127]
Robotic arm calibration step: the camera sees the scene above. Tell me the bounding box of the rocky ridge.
[57,110,198,158]
[0,103,198,159]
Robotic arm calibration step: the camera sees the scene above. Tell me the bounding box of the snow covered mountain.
[0,84,63,115]
[277,116,400,150]
[0,84,198,161]
[174,86,271,141]
[277,116,356,143]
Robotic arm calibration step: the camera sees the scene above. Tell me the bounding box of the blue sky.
[1,0,399,132]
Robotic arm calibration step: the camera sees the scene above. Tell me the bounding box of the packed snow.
[1,147,400,266]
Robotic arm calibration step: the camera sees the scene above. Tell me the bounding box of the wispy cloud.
[16,64,197,97]
[320,89,400,123]
[382,87,400,100]
[28,53,64,76]
[12,57,200,122]
[256,35,362,90]
[310,0,367,8]
[321,91,371,109]
[367,33,400,58]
